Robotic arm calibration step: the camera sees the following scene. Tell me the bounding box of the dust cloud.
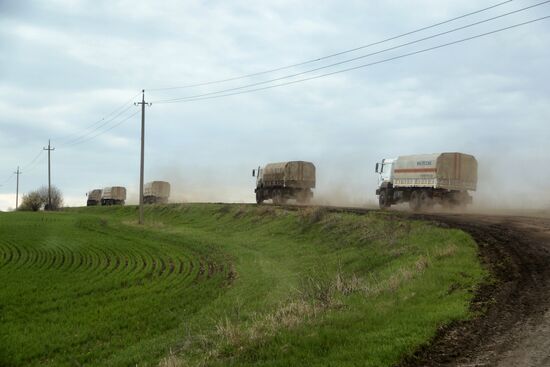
[312,186,376,208]
[128,155,550,218]
[467,153,550,217]
[145,165,252,204]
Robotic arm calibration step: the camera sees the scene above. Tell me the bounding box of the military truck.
[86,189,102,206]
[101,186,127,206]
[144,181,170,204]
[253,161,315,204]
[375,152,477,211]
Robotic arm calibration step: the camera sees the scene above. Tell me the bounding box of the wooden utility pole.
[43,140,55,210]
[135,90,151,224]
[14,166,21,210]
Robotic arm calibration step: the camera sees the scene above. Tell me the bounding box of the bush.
[18,185,63,211]
[38,185,63,210]
[19,191,43,211]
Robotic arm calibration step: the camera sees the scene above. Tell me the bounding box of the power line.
[147,0,515,92]
[0,150,41,189]
[153,15,550,104]
[54,91,141,144]
[151,1,550,104]
[0,92,139,187]
[21,150,44,171]
[59,104,135,148]
[0,99,139,192]
[0,173,15,187]
[23,152,46,174]
[1,1,545,201]
[12,150,46,178]
[63,110,140,148]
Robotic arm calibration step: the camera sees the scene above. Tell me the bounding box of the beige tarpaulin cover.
[144,181,171,198]
[87,189,102,201]
[262,161,316,188]
[102,186,127,200]
[392,153,477,191]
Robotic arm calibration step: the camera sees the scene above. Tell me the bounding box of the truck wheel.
[450,200,466,211]
[409,191,421,211]
[256,191,264,204]
[419,191,433,210]
[272,190,283,205]
[297,190,312,204]
[379,190,390,209]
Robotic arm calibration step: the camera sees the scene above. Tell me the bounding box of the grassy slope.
[0,204,484,366]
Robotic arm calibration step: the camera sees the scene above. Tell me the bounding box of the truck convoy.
[144,181,171,204]
[101,186,127,206]
[253,161,315,204]
[85,155,477,211]
[375,152,477,211]
[86,189,102,206]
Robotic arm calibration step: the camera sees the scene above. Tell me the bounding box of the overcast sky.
[1,0,549,210]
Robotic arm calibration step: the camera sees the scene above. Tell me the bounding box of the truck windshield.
[380,163,392,179]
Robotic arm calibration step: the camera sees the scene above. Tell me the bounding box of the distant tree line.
[19,186,63,211]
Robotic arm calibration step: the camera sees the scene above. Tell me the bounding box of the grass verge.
[0,204,485,366]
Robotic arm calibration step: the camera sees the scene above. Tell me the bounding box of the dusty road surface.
[397,213,550,367]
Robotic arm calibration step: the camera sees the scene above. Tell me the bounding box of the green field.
[0,204,484,366]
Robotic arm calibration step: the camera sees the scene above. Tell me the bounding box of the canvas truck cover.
[87,189,102,201]
[102,186,127,200]
[144,181,171,198]
[392,153,477,191]
[262,161,316,188]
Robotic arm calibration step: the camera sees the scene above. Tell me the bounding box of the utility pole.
[43,140,55,210]
[135,90,151,224]
[14,166,21,210]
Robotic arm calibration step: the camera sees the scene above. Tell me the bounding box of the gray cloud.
[1,0,549,210]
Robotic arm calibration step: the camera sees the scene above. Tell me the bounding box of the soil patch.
[397,214,550,367]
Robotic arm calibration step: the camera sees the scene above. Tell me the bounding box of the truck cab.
[375,158,396,208]
[375,158,395,189]
[252,166,264,203]
[252,166,263,186]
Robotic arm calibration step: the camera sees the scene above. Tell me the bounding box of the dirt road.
[253,204,550,365]
[398,213,550,367]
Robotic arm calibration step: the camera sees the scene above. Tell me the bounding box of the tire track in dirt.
[395,213,550,367]
[273,204,550,366]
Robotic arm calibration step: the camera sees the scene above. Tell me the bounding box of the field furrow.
[0,205,485,367]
